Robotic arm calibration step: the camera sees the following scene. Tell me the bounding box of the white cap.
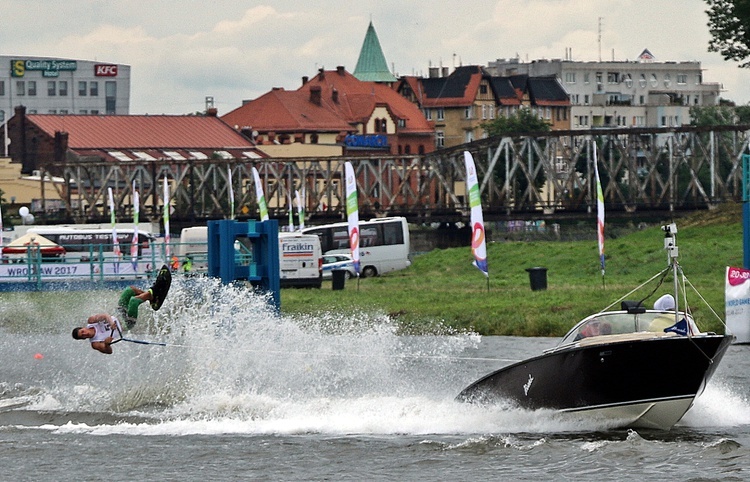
[654,294,675,311]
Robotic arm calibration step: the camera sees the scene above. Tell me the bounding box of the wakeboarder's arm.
[87,313,117,331]
[91,337,114,355]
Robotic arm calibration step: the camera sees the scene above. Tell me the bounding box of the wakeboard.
[149,265,172,311]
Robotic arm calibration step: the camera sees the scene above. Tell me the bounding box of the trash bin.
[525,267,548,291]
[331,269,347,290]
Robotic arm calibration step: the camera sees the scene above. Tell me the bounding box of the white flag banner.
[227,165,235,220]
[344,162,360,275]
[726,266,750,343]
[463,151,488,277]
[252,166,269,221]
[131,182,139,270]
[163,176,171,259]
[107,187,121,259]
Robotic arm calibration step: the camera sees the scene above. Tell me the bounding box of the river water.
[1,277,749,481]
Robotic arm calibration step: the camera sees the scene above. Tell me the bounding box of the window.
[436,108,444,121]
[28,81,36,96]
[624,74,633,88]
[465,130,474,143]
[596,72,603,85]
[105,81,116,113]
[48,81,56,96]
[398,118,405,128]
[479,84,488,94]
[696,73,702,85]
[48,109,57,114]
[482,105,487,120]
[663,74,671,88]
[565,72,576,83]
[584,94,589,105]
[676,74,687,85]
[0,81,4,96]
[489,106,495,119]
[16,81,25,96]
[584,72,590,84]
[639,74,647,88]
[464,106,473,119]
[59,109,69,114]
[607,72,620,84]
[79,81,87,96]
[310,133,318,144]
[59,81,68,96]
[90,81,98,96]
[79,110,88,114]
[424,108,432,120]
[650,74,658,87]
[436,131,445,148]
[91,109,99,115]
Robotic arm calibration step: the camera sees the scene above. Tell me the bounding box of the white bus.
[26,226,157,261]
[302,216,411,278]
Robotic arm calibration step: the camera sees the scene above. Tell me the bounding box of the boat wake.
[1,276,748,437]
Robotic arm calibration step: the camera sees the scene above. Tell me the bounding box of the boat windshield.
[558,310,698,346]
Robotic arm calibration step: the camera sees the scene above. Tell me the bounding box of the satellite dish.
[19,206,29,217]
[24,213,34,224]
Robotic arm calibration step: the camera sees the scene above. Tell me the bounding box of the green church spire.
[353,21,397,82]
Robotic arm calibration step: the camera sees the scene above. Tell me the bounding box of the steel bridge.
[39,125,750,226]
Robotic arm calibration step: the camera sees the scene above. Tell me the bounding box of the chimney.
[332,88,339,103]
[336,66,345,76]
[302,76,308,85]
[310,85,322,106]
[15,105,30,174]
[318,68,325,80]
[442,66,449,77]
[206,107,218,117]
[54,131,68,165]
[428,67,439,78]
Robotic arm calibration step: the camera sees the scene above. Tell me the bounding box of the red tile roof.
[222,68,433,138]
[222,88,354,133]
[297,68,432,134]
[26,114,256,149]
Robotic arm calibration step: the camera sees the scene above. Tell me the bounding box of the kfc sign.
[94,64,118,76]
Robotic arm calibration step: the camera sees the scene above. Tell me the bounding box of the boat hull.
[456,334,734,430]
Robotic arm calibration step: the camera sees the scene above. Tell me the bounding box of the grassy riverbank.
[282,205,743,336]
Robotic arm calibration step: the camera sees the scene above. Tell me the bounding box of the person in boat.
[649,294,677,332]
[71,266,170,355]
[574,319,612,340]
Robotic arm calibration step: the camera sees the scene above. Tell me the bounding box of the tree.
[480,108,551,137]
[706,0,750,67]
[481,109,551,209]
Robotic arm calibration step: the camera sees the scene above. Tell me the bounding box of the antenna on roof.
[598,17,603,62]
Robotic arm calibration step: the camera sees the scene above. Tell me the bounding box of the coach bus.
[301,216,410,278]
[26,226,157,261]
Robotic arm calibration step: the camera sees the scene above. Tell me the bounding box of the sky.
[4,0,748,115]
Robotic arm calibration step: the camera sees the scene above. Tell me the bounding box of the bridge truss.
[42,125,750,225]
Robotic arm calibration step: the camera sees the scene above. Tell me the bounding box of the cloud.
[3,0,748,114]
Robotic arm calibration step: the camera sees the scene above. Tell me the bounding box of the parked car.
[322,254,357,279]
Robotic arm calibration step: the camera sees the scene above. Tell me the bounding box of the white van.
[278,232,322,288]
[177,226,322,287]
[177,226,209,271]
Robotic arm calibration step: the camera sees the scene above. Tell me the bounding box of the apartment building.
[487,49,721,129]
